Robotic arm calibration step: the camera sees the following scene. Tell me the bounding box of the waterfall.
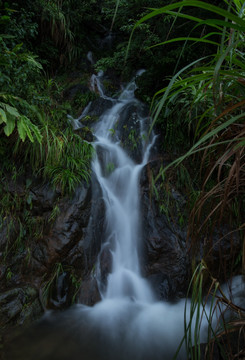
[8,66,245,360]
[66,70,208,360]
[92,76,155,303]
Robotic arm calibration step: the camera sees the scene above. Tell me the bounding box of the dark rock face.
[0,287,42,328]
[86,97,114,118]
[46,185,92,255]
[30,183,60,215]
[140,162,190,300]
[79,276,101,306]
[117,103,143,163]
[116,102,149,163]
[0,179,102,351]
[77,176,106,304]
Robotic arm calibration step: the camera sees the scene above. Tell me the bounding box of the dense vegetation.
[0,0,244,358]
[130,1,245,357]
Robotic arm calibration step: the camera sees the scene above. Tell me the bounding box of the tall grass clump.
[128,1,245,357]
[14,119,93,195]
[129,0,245,272]
[174,262,245,360]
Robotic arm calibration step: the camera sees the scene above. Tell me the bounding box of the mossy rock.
[80,115,99,126]
[75,127,94,143]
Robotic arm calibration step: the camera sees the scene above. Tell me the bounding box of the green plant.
[41,263,82,306]
[128,129,138,150]
[48,204,60,223]
[175,262,245,360]
[42,129,93,195]
[6,268,13,281]
[0,95,42,143]
[41,262,64,305]
[15,124,93,195]
[106,162,115,175]
[69,271,82,304]
[109,128,116,136]
[129,0,245,275]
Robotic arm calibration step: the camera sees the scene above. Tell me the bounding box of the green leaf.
[25,55,43,70]
[20,116,34,143]
[0,34,15,39]
[0,108,7,124]
[17,118,27,142]
[160,112,245,177]
[137,1,245,29]
[4,103,19,117]
[149,56,209,134]
[126,0,245,60]
[4,117,15,136]
[148,37,219,50]
[28,121,43,144]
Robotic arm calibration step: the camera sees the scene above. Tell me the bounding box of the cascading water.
[8,66,245,360]
[92,73,155,303]
[67,70,209,360]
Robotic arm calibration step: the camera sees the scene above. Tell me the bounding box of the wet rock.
[148,273,173,301]
[31,183,59,215]
[75,126,94,142]
[46,183,92,255]
[79,114,99,127]
[140,163,190,299]
[79,275,101,306]
[101,74,121,97]
[65,240,86,272]
[30,241,50,275]
[144,215,189,299]
[82,177,106,269]
[0,287,43,328]
[116,102,149,163]
[48,272,71,309]
[86,97,113,118]
[97,244,113,292]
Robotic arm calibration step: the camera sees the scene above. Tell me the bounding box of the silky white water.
[92,77,155,303]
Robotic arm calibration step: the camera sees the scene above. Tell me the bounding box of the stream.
[7,64,245,360]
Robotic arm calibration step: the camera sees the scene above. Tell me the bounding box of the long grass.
[174,262,245,360]
[128,0,245,267]
[14,114,93,195]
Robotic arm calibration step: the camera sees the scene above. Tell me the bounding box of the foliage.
[96,0,195,81]
[130,0,245,277]
[0,94,42,142]
[0,1,94,196]
[41,262,82,307]
[175,262,245,360]
[0,178,45,261]
[14,124,93,195]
